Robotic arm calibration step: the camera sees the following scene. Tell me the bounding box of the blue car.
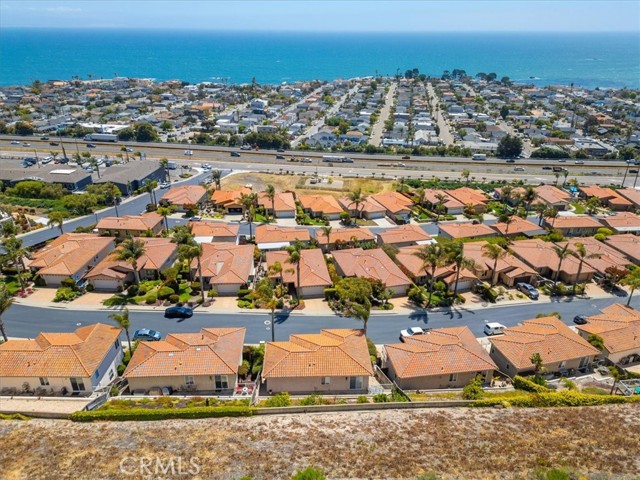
[132,328,162,342]
[164,305,193,319]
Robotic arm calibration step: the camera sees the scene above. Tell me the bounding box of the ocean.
[1,29,638,88]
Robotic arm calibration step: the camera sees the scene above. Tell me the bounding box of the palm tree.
[530,352,543,375]
[554,172,560,186]
[497,213,515,237]
[1,236,27,291]
[211,170,222,190]
[0,284,13,342]
[109,308,132,355]
[622,267,640,306]
[159,158,170,182]
[144,180,158,206]
[347,187,365,222]
[552,244,573,283]
[265,184,276,220]
[171,225,196,246]
[47,211,66,234]
[434,193,448,223]
[461,169,470,184]
[534,204,546,226]
[570,242,600,294]
[268,261,284,296]
[446,241,475,296]
[523,186,538,212]
[350,300,371,335]
[413,243,446,307]
[320,226,332,252]
[178,243,206,303]
[239,192,258,240]
[608,366,623,395]
[286,245,302,302]
[544,207,559,228]
[500,184,513,206]
[562,170,569,187]
[115,237,146,285]
[156,206,173,232]
[482,243,506,286]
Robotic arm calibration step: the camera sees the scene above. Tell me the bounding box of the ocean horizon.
[1,28,638,88]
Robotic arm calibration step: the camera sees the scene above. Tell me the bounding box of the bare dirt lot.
[1,405,639,479]
[222,172,396,198]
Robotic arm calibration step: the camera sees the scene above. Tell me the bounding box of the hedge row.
[471,391,640,408]
[512,375,551,393]
[70,406,255,422]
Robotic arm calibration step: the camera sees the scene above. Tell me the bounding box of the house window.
[321,377,331,385]
[185,376,195,386]
[109,369,115,380]
[39,377,50,386]
[559,361,566,369]
[214,375,228,389]
[114,339,120,350]
[449,373,457,383]
[70,377,85,391]
[95,369,100,379]
[506,364,510,370]
[349,376,363,390]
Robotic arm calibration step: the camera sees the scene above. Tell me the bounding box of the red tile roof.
[266,249,332,288]
[197,243,254,285]
[332,248,411,287]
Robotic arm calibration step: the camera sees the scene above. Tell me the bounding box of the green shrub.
[127,284,139,296]
[53,287,77,302]
[237,300,254,309]
[117,363,126,376]
[513,375,551,393]
[85,283,95,292]
[300,394,323,406]
[560,377,577,391]
[470,391,640,408]
[0,413,31,421]
[323,287,337,300]
[237,288,251,298]
[291,466,326,480]
[190,281,201,291]
[462,375,484,400]
[60,277,76,289]
[263,392,291,407]
[390,387,409,402]
[168,294,180,303]
[157,286,175,300]
[408,286,425,306]
[70,406,255,422]
[137,285,148,295]
[581,386,609,395]
[356,395,369,404]
[372,393,389,403]
[145,294,157,305]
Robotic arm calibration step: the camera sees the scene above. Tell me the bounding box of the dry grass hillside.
[221,172,396,198]
[1,405,639,479]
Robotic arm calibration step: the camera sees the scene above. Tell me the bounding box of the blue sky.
[1,1,638,32]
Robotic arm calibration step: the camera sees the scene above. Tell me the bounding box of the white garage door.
[455,279,474,293]
[91,279,119,291]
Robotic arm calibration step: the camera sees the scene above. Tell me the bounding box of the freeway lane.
[4,294,638,344]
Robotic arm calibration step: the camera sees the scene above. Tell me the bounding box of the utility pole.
[621,162,630,187]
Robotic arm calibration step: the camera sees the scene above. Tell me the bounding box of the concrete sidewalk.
[13,283,622,317]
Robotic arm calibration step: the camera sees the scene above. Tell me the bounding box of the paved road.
[4,294,637,344]
[13,170,215,248]
[426,82,454,145]
[369,82,397,146]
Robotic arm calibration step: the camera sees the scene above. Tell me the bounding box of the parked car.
[159,182,170,189]
[87,143,96,148]
[516,282,539,299]
[483,322,506,336]
[400,326,425,339]
[230,151,241,157]
[573,315,588,325]
[189,215,202,221]
[133,328,162,341]
[164,306,193,319]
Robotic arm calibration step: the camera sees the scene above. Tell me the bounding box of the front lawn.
[570,201,586,214]
[3,276,22,295]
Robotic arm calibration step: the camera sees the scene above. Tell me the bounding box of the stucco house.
[123,327,246,395]
[190,221,239,244]
[489,317,600,376]
[266,248,332,298]
[0,323,123,396]
[262,329,373,394]
[161,185,208,212]
[96,213,164,238]
[196,243,255,295]
[28,233,115,286]
[258,191,297,219]
[383,327,497,390]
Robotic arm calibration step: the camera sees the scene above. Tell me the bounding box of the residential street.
[426,82,454,145]
[4,294,637,344]
[368,81,397,146]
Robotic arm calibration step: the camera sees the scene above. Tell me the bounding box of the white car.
[575,160,585,164]
[400,326,425,339]
[22,143,31,147]
[125,147,133,152]
[159,182,170,189]
[184,150,193,155]
[10,140,21,145]
[240,145,251,150]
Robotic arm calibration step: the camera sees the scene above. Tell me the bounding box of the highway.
[3,292,638,344]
